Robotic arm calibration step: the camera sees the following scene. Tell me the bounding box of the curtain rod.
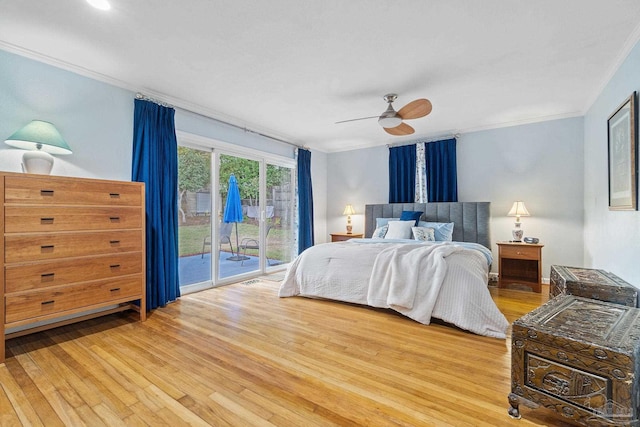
[387,133,460,148]
[134,92,303,150]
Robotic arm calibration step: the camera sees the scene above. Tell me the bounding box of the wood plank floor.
[0,278,577,426]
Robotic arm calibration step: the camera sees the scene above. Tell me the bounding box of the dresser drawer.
[4,176,142,206]
[5,206,142,232]
[5,230,143,263]
[5,275,143,324]
[500,244,539,259]
[5,253,143,293]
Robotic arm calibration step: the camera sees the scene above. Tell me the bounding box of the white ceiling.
[2,1,640,153]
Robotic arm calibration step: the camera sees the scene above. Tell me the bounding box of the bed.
[278,202,509,338]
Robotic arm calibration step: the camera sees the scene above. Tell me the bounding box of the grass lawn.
[178,221,293,263]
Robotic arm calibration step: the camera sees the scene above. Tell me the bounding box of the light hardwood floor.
[0,278,576,426]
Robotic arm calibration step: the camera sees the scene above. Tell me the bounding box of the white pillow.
[384,220,415,239]
[412,226,435,241]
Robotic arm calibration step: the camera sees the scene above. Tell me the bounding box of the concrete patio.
[179,251,282,285]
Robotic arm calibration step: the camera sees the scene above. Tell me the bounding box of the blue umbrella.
[223,174,248,261]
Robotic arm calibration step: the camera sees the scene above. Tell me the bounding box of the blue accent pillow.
[418,221,454,241]
[400,210,423,226]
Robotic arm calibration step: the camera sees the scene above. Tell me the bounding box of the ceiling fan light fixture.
[378,115,402,128]
[378,101,402,128]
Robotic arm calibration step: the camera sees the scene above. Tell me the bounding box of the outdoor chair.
[238,225,273,266]
[201,222,235,258]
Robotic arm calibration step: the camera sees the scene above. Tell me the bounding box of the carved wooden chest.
[509,295,640,426]
[550,265,638,307]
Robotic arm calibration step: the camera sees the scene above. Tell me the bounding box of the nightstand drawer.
[500,244,539,259]
[330,233,363,242]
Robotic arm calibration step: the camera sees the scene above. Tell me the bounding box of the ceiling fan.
[336,94,432,136]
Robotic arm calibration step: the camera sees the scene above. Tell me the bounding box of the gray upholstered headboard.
[364,202,491,249]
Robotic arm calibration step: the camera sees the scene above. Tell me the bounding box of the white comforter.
[278,240,509,338]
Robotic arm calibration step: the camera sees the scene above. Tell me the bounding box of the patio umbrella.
[223,174,249,261]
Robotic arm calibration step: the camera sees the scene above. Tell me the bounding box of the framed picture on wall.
[608,92,637,210]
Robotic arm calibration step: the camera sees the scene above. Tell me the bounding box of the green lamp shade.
[5,120,72,155]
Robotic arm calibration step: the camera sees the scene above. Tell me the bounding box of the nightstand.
[496,241,544,293]
[330,232,363,242]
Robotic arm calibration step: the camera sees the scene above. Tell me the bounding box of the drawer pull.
[40,189,55,196]
[41,300,55,305]
[41,273,55,278]
[109,216,120,221]
[110,264,121,268]
[109,193,121,198]
[41,245,55,250]
[41,217,55,224]
[110,240,120,245]
[110,287,121,292]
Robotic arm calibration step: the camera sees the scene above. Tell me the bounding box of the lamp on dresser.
[343,204,355,234]
[507,201,530,242]
[4,120,73,175]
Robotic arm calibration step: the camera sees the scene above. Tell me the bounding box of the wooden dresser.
[1,172,146,363]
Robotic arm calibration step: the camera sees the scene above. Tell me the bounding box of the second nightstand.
[330,232,364,242]
[496,241,544,293]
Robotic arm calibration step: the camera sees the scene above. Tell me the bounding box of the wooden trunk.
[550,265,638,307]
[509,295,640,426]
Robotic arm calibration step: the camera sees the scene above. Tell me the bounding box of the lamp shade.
[343,204,356,215]
[5,120,72,155]
[507,201,530,218]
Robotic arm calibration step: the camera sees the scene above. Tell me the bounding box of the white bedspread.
[278,240,509,338]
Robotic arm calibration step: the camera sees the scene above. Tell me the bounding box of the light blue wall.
[0,49,329,247]
[324,145,388,239]
[584,39,640,286]
[0,49,298,176]
[0,49,134,179]
[175,110,295,159]
[327,116,585,279]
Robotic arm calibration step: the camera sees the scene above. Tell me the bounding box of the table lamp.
[507,201,530,242]
[4,120,73,175]
[343,204,355,234]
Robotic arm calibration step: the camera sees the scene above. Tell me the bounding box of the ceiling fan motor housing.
[378,94,402,128]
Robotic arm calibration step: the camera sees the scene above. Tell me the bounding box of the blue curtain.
[425,138,458,202]
[388,144,416,203]
[297,148,314,253]
[131,99,180,310]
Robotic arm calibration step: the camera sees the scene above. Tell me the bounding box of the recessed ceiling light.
[86,0,111,11]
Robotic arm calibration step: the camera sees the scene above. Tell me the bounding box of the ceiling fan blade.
[335,115,380,124]
[398,99,432,120]
[384,122,415,136]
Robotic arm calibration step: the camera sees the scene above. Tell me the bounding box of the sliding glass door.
[217,153,261,279]
[178,139,295,291]
[177,146,212,287]
[265,161,295,269]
